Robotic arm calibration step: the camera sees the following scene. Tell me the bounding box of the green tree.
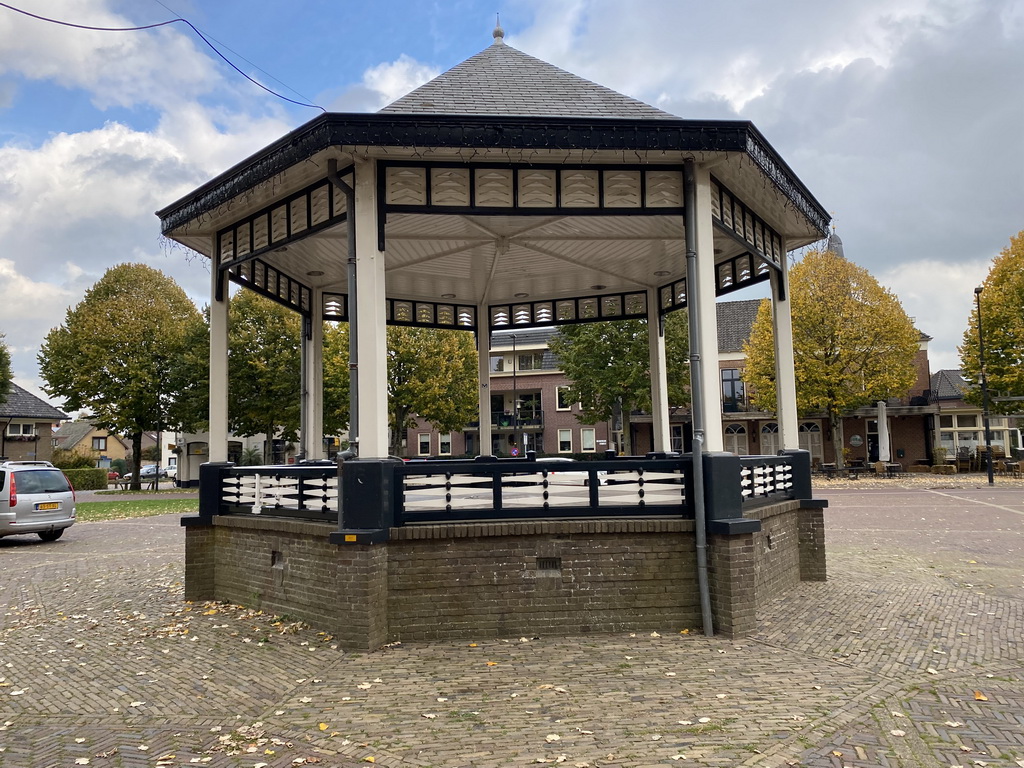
[227,292,301,462]
[548,314,690,455]
[322,322,351,437]
[385,327,478,456]
[742,248,919,466]
[0,333,10,408]
[38,264,203,489]
[959,229,1024,413]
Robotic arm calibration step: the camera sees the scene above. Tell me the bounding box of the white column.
[352,157,390,458]
[476,314,492,457]
[208,236,229,462]
[771,243,800,450]
[303,288,325,459]
[647,288,670,452]
[694,167,724,452]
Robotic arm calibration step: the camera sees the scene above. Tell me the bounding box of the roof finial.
[493,14,505,44]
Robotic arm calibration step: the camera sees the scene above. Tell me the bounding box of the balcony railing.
[466,410,545,431]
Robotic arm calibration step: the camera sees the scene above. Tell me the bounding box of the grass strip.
[76,498,199,522]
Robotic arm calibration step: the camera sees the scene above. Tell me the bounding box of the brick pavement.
[0,487,1021,767]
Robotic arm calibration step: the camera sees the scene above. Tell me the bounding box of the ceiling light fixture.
[514,292,529,298]
[590,284,606,291]
[441,293,456,299]
[654,270,670,276]
[307,270,324,277]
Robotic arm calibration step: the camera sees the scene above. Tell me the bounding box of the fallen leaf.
[891,729,906,736]
[422,713,437,719]
[363,758,375,763]
[974,691,989,701]
[892,711,906,718]
[357,683,372,690]
[74,760,90,766]
[546,734,561,743]
[650,632,661,637]
[697,717,711,723]
[75,738,86,743]
[945,721,964,727]
[652,734,662,741]
[486,661,499,666]
[670,757,687,761]
[318,723,329,731]
[927,668,939,675]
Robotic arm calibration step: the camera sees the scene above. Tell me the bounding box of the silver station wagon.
[0,461,76,542]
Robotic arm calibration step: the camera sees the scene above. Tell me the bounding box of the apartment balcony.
[465,411,545,432]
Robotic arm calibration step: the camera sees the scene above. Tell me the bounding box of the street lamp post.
[511,333,520,457]
[974,286,994,486]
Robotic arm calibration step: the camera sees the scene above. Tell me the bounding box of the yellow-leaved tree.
[742,248,919,467]
[959,229,1024,413]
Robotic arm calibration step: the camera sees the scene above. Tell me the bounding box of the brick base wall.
[183,500,826,649]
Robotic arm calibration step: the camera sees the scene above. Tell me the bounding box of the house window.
[558,429,572,453]
[490,355,506,372]
[581,428,596,452]
[939,415,954,428]
[760,422,780,455]
[799,422,824,463]
[670,425,684,452]
[724,423,748,455]
[721,368,745,413]
[956,414,978,428]
[6,423,34,437]
[92,437,107,451]
[519,392,541,419]
[518,352,544,371]
[417,433,431,456]
[556,387,573,411]
[439,433,452,456]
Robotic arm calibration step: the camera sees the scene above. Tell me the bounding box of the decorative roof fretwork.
[381,160,683,217]
[228,257,312,316]
[216,174,350,274]
[323,293,477,331]
[489,292,648,330]
[710,177,783,268]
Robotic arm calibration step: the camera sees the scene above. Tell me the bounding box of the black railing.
[393,455,693,524]
[192,451,814,541]
[196,462,338,523]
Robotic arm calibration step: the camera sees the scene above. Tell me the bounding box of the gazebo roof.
[158,31,829,331]
[382,30,676,120]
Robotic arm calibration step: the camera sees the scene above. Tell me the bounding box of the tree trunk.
[830,411,846,469]
[622,409,633,456]
[130,431,143,491]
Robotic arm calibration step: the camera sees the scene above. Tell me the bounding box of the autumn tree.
[742,248,919,466]
[38,264,203,489]
[0,333,10,408]
[547,313,690,455]
[322,322,351,438]
[959,229,1024,413]
[385,327,478,456]
[227,291,301,462]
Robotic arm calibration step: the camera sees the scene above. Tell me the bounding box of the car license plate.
[36,502,60,510]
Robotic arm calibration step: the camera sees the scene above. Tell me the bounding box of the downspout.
[684,159,714,637]
[298,314,310,460]
[327,159,359,456]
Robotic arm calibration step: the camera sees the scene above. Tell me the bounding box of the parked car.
[122,464,165,482]
[107,470,120,481]
[0,461,76,541]
[165,465,177,480]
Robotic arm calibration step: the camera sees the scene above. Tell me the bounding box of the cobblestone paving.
[0,487,1022,767]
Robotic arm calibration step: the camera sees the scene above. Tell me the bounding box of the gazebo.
[159,27,829,650]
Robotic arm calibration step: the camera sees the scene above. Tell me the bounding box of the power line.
[150,0,318,106]
[0,1,325,112]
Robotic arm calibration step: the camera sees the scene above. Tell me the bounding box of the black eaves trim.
[156,113,827,237]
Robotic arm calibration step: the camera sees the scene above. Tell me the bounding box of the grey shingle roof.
[381,37,676,120]
[0,383,68,421]
[931,369,970,400]
[51,421,95,450]
[717,299,765,353]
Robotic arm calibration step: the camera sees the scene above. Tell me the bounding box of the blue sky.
[2,0,1023,401]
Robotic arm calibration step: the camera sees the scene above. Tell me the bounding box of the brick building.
[0,383,68,462]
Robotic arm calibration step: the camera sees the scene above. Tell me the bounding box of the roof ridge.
[381,39,676,120]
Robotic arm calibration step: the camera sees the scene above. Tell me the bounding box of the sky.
[1,0,1022,403]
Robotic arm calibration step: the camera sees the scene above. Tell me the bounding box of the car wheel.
[38,529,65,542]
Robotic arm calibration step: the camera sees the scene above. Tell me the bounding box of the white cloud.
[0,0,218,111]
[880,259,991,372]
[324,55,439,112]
